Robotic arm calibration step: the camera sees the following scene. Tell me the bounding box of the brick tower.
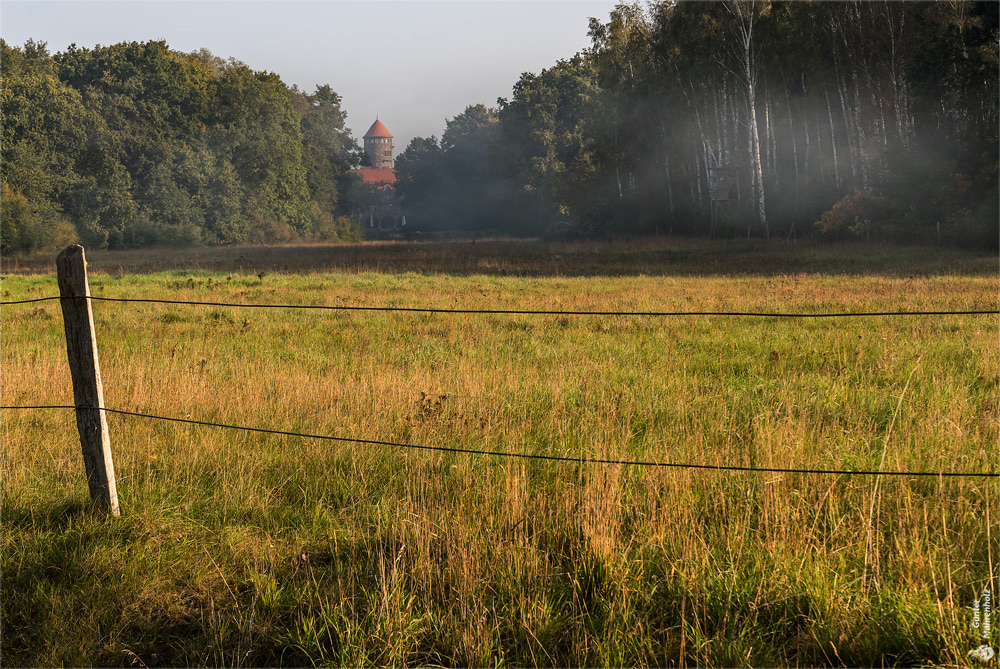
[363,118,393,169]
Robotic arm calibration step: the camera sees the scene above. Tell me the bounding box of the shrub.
[247,215,294,244]
[310,202,364,243]
[815,190,887,240]
[1,182,80,254]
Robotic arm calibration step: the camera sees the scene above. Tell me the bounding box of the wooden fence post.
[56,245,120,516]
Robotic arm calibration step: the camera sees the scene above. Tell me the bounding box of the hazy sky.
[2,1,619,150]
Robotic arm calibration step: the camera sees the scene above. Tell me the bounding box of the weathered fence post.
[56,245,120,516]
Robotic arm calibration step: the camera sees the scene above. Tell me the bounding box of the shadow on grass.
[1,492,960,667]
[3,498,99,530]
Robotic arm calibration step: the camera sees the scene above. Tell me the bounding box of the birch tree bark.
[725,0,769,238]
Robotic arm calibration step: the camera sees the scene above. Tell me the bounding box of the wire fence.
[3,293,999,317]
[2,404,997,478]
[4,359,998,425]
[3,291,998,479]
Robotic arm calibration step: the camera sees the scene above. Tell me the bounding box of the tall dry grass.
[2,239,997,666]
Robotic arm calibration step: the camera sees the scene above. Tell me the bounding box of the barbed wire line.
[2,294,998,318]
[5,367,998,424]
[4,346,997,424]
[0,296,62,305]
[2,404,997,478]
[5,352,998,424]
[4,388,997,424]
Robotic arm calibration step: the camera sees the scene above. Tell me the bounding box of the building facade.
[356,119,405,233]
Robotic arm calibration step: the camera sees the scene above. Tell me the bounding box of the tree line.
[4,2,997,252]
[2,39,366,253]
[396,1,998,247]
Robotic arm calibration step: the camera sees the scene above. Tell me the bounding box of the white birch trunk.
[825,88,840,187]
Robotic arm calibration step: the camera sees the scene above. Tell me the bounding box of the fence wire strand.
[1,295,62,305]
[2,404,997,478]
[2,294,998,318]
[4,365,997,423]
[4,291,997,478]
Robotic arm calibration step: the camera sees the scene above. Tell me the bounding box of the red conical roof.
[363,119,392,138]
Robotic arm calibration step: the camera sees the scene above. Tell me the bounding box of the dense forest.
[3,1,998,252]
[1,39,365,253]
[397,0,999,247]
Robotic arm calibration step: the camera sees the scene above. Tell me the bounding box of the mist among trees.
[397,0,998,247]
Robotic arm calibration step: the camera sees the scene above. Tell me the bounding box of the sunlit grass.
[2,239,997,666]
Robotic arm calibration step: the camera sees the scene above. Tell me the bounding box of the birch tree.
[724,0,770,238]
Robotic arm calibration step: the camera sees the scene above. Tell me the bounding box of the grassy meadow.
[2,238,998,667]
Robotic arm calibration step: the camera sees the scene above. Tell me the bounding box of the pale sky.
[1,1,620,151]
